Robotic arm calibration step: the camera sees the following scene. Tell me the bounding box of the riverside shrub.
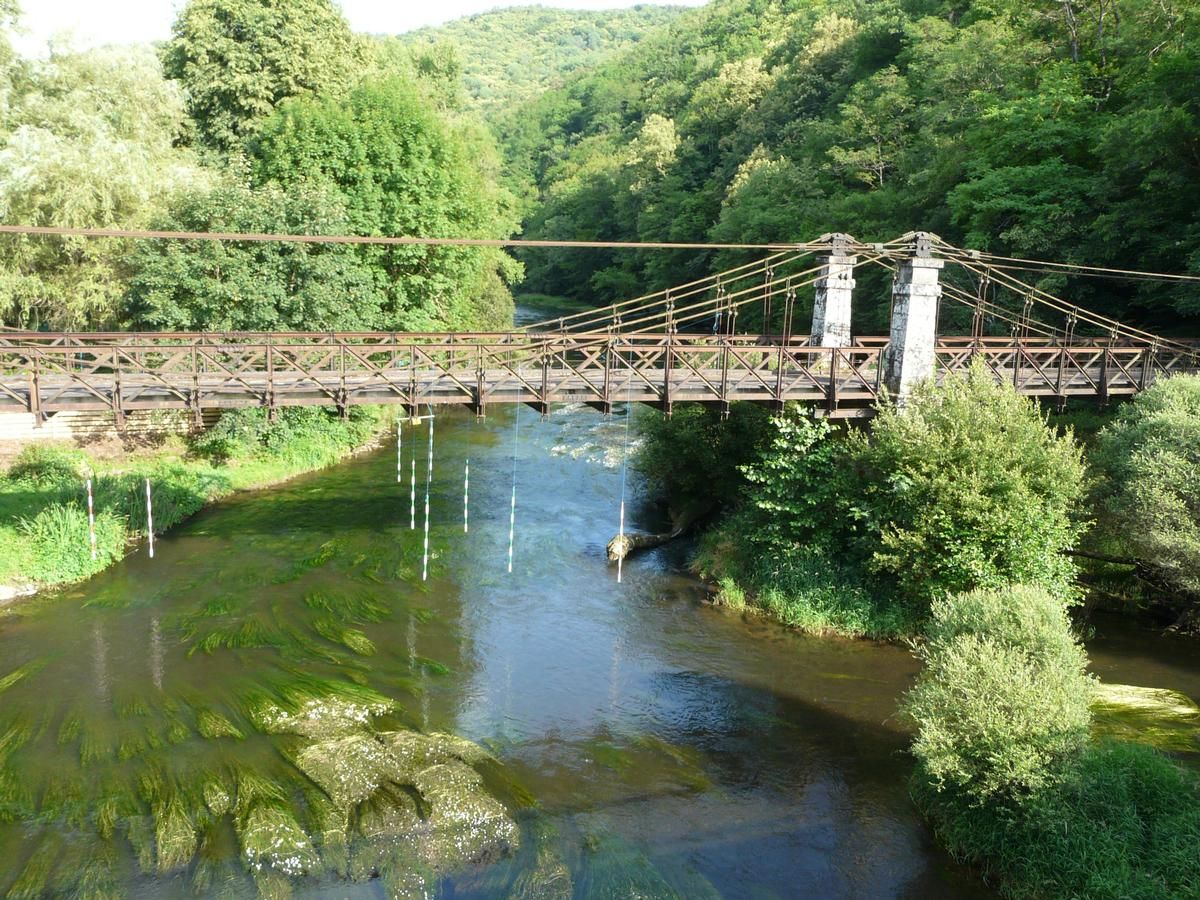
[1091,374,1200,598]
[852,362,1086,607]
[5,444,88,486]
[635,402,771,513]
[914,741,1200,899]
[904,584,1094,801]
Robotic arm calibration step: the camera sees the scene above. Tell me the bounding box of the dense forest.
[499,0,1200,333]
[3,0,1196,335]
[394,5,685,118]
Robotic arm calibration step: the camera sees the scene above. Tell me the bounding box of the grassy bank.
[0,406,390,594]
[695,520,921,640]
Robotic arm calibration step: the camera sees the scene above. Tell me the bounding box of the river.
[0,348,1196,897]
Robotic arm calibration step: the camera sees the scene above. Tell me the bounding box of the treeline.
[0,0,518,332]
[504,0,1200,333]
[395,5,686,119]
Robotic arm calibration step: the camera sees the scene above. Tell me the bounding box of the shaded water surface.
[4,381,1195,897]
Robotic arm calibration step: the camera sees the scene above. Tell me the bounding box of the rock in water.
[253,696,521,893]
[1091,683,1200,753]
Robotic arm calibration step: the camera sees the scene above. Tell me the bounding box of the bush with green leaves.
[852,363,1086,607]
[696,520,920,639]
[1090,374,1200,599]
[634,402,771,515]
[190,407,381,468]
[915,741,1200,899]
[904,584,1094,801]
[5,444,88,486]
[738,410,852,555]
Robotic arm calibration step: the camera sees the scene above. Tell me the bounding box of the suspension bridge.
[1,232,1198,424]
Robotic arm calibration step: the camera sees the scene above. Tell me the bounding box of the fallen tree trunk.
[606,502,709,563]
[606,526,685,562]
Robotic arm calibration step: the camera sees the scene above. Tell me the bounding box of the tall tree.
[124,183,383,332]
[162,0,363,155]
[251,78,519,330]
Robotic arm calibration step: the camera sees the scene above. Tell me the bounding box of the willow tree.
[0,45,203,329]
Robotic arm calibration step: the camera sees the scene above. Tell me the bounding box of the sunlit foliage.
[162,0,364,154]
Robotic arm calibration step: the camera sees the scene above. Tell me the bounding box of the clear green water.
[2,390,1196,897]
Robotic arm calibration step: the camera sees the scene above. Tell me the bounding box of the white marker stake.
[86,478,97,561]
[396,421,403,483]
[145,478,154,559]
[410,457,416,529]
[617,500,625,584]
[421,414,434,582]
[507,483,516,574]
[463,459,469,533]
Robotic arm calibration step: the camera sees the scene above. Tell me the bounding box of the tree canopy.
[0,44,205,328]
[394,5,686,118]
[251,78,519,330]
[162,0,364,155]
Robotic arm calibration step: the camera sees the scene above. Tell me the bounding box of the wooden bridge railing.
[1,331,1198,424]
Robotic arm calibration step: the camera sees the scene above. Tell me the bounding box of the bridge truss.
[0,233,1197,423]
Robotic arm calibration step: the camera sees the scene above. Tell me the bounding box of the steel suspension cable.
[528,251,805,333]
[0,222,818,253]
[621,262,828,334]
[929,237,1196,353]
[867,254,1068,342]
[954,257,1194,354]
[939,283,1065,340]
[650,253,893,335]
[945,247,1200,285]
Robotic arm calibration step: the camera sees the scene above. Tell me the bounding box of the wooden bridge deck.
[1,332,1197,421]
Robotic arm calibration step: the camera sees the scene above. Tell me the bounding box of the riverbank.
[0,406,394,601]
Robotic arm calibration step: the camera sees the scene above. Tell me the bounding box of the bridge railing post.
[883,232,944,406]
[811,232,856,348]
[1140,339,1158,392]
[28,351,42,427]
[111,346,125,430]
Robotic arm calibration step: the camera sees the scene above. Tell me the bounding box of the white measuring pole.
[507,481,516,574]
[507,402,521,575]
[396,421,403,482]
[410,456,417,529]
[617,500,626,584]
[144,478,154,559]
[86,478,97,561]
[463,459,469,533]
[421,413,434,582]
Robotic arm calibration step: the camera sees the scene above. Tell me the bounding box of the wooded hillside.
[393,5,686,116]
[500,0,1200,333]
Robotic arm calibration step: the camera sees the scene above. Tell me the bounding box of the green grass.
[914,741,1200,899]
[694,524,921,640]
[0,407,390,592]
